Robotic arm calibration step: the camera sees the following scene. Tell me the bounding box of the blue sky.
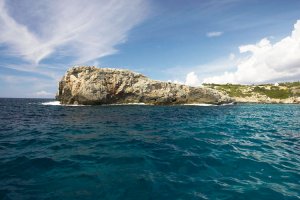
[0,0,300,98]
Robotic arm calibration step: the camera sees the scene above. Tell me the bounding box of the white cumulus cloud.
[0,0,149,64]
[206,31,223,37]
[168,72,201,86]
[203,20,300,84]
[185,72,201,87]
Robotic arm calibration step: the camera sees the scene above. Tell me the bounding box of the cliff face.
[56,66,232,105]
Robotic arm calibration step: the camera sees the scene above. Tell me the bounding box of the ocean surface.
[0,98,299,200]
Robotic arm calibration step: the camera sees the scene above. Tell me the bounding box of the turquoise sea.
[0,98,299,200]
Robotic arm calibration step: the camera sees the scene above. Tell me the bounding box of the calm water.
[0,98,300,200]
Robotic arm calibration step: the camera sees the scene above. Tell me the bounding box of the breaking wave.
[41,101,89,106]
[41,101,61,106]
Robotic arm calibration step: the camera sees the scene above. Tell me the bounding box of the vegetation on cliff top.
[203,82,300,99]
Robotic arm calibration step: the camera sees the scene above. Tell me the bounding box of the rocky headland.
[56,66,232,105]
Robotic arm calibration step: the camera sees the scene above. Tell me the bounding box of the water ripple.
[0,99,299,199]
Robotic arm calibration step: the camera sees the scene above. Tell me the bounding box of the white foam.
[183,103,217,106]
[41,101,89,106]
[184,102,236,106]
[220,102,235,106]
[40,101,235,107]
[41,101,61,106]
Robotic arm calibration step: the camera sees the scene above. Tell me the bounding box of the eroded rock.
[56,66,233,105]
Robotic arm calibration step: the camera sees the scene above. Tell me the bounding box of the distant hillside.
[203,82,300,104]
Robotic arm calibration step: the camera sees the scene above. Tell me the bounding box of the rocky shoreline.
[232,96,300,104]
[56,66,233,105]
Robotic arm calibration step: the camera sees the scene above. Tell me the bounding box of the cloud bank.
[35,90,53,97]
[0,0,148,64]
[203,20,300,84]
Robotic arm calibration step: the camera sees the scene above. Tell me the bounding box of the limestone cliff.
[56,66,233,105]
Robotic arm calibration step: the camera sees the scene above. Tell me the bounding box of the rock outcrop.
[56,66,233,105]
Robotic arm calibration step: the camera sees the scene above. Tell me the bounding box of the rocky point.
[56,66,233,105]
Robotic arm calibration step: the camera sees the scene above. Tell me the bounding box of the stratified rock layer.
[56,66,232,105]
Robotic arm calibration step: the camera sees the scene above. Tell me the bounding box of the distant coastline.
[203,82,300,104]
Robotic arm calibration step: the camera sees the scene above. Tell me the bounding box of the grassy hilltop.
[203,82,300,103]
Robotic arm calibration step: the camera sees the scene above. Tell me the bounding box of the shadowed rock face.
[56,66,233,105]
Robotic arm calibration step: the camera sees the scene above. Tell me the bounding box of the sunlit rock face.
[56,66,233,105]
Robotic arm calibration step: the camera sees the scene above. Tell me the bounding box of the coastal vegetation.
[203,82,300,100]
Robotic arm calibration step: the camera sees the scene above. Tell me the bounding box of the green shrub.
[253,86,292,99]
